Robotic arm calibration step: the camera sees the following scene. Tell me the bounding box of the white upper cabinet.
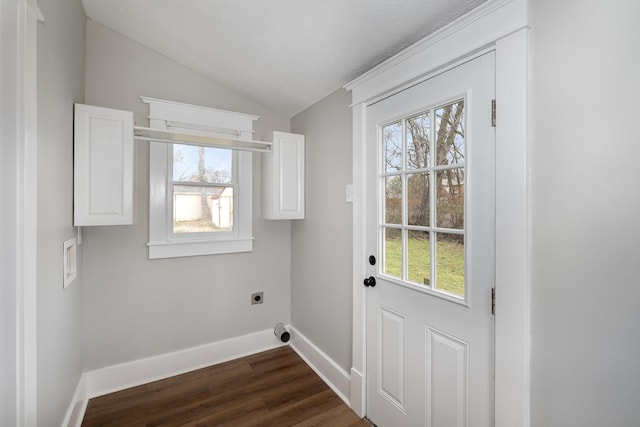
[74,103,134,226]
[73,102,305,226]
[261,131,305,220]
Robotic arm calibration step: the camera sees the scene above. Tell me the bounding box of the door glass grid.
[380,100,465,298]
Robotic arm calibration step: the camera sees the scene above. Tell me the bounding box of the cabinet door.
[261,131,305,220]
[74,103,134,226]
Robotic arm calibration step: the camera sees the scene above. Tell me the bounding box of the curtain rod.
[133,126,272,153]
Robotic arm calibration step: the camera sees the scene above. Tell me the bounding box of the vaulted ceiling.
[81,0,487,117]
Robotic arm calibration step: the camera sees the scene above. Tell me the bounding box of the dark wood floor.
[82,346,369,426]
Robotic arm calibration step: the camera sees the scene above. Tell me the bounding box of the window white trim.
[144,97,258,259]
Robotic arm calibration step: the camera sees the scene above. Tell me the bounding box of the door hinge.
[491,288,496,315]
[491,99,496,127]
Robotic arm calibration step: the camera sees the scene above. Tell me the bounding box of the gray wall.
[530,1,640,425]
[36,0,86,425]
[290,88,353,372]
[82,20,292,370]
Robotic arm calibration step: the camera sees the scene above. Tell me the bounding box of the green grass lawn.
[384,235,464,296]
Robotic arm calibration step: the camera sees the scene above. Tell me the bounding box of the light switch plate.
[346,184,354,203]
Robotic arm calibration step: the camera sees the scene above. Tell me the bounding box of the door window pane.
[435,101,465,166]
[385,176,402,224]
[407,230,431,286]
[407,172,430,227]
[434,233,464,297]
[383,122,402,173]
[406,112,430,169]
[379,99,466,299]
[436,168,464,229]
[383,228,402,280]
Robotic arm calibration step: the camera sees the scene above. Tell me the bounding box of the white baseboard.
[62,373,88,427]
[288,325,351,407]
[85,328,286,399]
[65,327,350,425]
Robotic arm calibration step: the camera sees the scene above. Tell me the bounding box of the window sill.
[148,237,254,259]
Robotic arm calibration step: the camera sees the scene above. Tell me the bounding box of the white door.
[365,52,495,427]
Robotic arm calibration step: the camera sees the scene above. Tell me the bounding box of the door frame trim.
[345,1,530,426]
[4,1,42,425]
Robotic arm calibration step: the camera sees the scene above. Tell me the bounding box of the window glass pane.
[435,233,464,297]
[383,122,402,173]
[436,168,464,229]
[173,144,232,184]
[407,230,431,286]
[173,185,233,233]
[406,112,431,169]
[383,227,402,280]
[384,175,402,224]
[377,101,469,297]
[435,100,465,166]
[407,172,430,227]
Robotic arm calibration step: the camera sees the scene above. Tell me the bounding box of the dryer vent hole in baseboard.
[251,292,263,305]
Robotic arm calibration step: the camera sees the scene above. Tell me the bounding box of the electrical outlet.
[251,292,264,305]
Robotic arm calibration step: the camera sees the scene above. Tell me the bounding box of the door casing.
[345,1,530,426]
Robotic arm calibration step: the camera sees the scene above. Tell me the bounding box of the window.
[380,99,466,298]
[171,144,235,235]
[144,97,258,259]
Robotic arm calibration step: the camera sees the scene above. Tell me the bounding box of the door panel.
[427,327,468,427]
[365,52,495,427]
[378,306,407,410]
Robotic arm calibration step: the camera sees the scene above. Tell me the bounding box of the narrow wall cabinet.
[74,103,134,226]
[261,131,305,220]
